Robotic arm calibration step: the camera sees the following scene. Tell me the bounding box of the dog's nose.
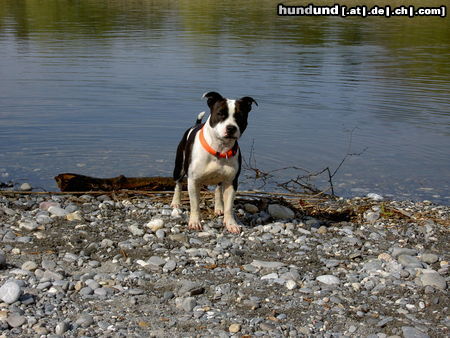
[226,125,237,134]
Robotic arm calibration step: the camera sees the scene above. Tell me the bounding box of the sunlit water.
[0,1,449,203]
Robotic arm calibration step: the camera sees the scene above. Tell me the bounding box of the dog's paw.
[224,222,241,234]
[170,202,181,209]
[188,219,203,231]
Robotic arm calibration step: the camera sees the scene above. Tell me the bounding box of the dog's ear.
[238,96,258,112]
[202,91,224,109]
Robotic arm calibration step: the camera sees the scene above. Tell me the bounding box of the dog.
[171,92,257,234]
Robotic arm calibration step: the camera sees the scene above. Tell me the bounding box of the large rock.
[267,204,295,219]
[418,270,447,290]
[0,281,22,304]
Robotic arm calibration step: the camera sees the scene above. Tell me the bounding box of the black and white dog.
[171,92,257,233]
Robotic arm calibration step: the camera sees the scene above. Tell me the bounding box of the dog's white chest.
[189,151,238,185]
[201,160,237,185]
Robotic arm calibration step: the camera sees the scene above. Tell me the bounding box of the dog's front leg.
[214,184,224,216]
[188,179,202,230]
[222,182,241,234]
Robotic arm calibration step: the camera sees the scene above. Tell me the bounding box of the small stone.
[147,256,166,267]
[420,253,439,264]
[316,226,327,234]
[18,219,40,231]
[163,260,176,272]
[171,208,182,218]
[285,280,297,290]
[363,210,380,223]
[7,314,26,328]
[55,321,70,335]
[244,203,259,214]
[155,229,166,239]
[250,260,285,269]
[378,253,393,262]
[128,224,144,236]
[36,214,53,224]
[39,201,59,211]
[0,281,22,304]
[419,270,446,290]
[79,287,94,296]
[401,326,429,338]
[66,211,84,221]
[316,275,340,285]
[76,314,94,328]
[19,183,32,191]
[398,255,424,269]
[268,204,295,219]
[21,261,38,271]
[147,219,164,231]
[261,273,278,280]
[181,297,196,312]
[229,323,241,333]
[392,247,417,258]
[48,206,68,217]
[367,193,383,201]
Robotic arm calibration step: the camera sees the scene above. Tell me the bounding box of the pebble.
[420,253,439,264]
[244,203,259,214]
[401,326,430,338]
[66,211,83,221]
[0,281,22,304]
[267,204,295,219]
[55,321,70,335]
[155,229,166,238]
[250,260,285,269]
[397,255,424,268]
[19,183,32,191]
[229,323,241,333]
[18,219,40,231]
[392,247,417,258]
[75,314,94,328]
[367,193,383,201]
[147,218,164,231]
[128,224,144,236]
[147,256,166,267]
[316,275,341,285]
[285,280,297,290]
[21,261,38,271]
[418,270,447,290]
[6,314,26,328]
[48,206,68,217]
[181,297,196,312]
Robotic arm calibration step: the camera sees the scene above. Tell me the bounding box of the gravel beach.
[0,191,448,337]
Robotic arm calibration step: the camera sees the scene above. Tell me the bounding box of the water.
[0,0,449,203]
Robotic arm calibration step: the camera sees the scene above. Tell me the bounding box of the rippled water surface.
[0,1,449,202]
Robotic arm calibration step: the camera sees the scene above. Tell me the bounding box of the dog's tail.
[196,111,206,125]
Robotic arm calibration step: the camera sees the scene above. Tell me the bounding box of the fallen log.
[54,173,183,192]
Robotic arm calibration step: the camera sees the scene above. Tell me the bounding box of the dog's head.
[203,91,257,140]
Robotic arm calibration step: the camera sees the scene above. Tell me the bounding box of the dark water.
[1,1,449,203]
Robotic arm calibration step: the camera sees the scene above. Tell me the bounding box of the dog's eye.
[219,110,226,116]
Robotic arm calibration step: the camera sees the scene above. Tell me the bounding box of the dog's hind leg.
[214,184,224,216]
[171,181,182,208]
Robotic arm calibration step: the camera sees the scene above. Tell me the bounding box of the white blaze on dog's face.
[203,92,257,141]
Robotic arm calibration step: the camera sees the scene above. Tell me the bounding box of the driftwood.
[54,173,184,192]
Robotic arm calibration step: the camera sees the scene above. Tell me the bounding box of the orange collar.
[199,126,239,159]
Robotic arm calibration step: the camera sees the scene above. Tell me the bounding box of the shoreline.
[0,191,449,336]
